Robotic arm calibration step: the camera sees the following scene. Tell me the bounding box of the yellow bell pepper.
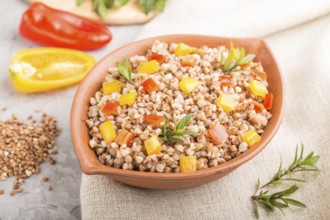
[174,43,193,56]
[99,120,116,143]
[242,129,261,147]
[249,80,268,98]
[144,135,162,155]
[179,77,200,94]
[138,60,159,74]
[119,91,137,106]
[102,80,122,95]
[9,48,96,93]
[216,94,236,112]
[180,156,197,173]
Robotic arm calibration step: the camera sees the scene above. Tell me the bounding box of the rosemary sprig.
[252,184,306,218]
[158,114,199,143]
[77,0,166,19]
[261,144,320,188]
[251,144,320,218]
[116,58,132,82]
[221,41,255,74]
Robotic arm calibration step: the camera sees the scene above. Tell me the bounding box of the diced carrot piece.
[181,55,197,67]
[102,101,120,115]
[240,63,250,69]
[141,78,158,94]
[264,93,273,110]
[242,129,261,147]
[220,75,232,87]
[253,100,265,113]
[148,54,164,63]
[253,71,267,80]
[208,124,228,144]
[144,114,165,127]
[115,129,134,146]
[99,121,116,143]
[180,156,197,173]
[144,135,162,155]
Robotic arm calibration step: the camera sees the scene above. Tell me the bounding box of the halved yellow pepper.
[99,120,116,143]
[179,77,200,94]
[249,80,268,98]
[217,94,236,112]
[144,135,162,155]
[119,91,137,106]
[138,60,159,74]
[102,80,122,95]
[242,129,261,147]
[180,156,197,173]
[9,48,96,93]
[175,43,193,56]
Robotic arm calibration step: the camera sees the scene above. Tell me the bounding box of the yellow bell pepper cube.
[242,129,261,147]
[99,120,116,143]
[138,60,159,74]
[179,77,200,94]
[102,80,122,95]
[174,43,193,56]
[144,135,162,155]
[119,91,137,106]
[249,80,268,98]
[180,156,197,173]
[216,94,236,112]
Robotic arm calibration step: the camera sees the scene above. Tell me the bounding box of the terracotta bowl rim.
[71,34,284,180]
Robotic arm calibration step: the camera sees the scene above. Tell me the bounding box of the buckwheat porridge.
[86,41,273,173]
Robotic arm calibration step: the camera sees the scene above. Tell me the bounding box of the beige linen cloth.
[81,0,330,219]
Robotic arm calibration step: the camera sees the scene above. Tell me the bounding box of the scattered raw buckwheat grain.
[0,113,60,195]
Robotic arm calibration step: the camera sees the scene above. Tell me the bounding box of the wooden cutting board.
[27,0,157,25]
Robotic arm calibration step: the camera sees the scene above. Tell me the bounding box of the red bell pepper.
[141,78,158,94]
[148,54,164,63]
[253,100,265,113]
[102,101,120,115]
[115,130,134,146]
[263,93,274,110]
[144,114,165,127]
[19,3,112,50]
[207,124,228,144]
[220,75,232,87]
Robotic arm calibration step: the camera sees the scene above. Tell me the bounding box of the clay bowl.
[71,34,284,189]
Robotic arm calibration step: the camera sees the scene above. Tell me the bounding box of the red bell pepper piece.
[207,124,228,144]
[263,93,273,110]
[115,130,134,146]
[220,75,232,87]
[181,55,197,67]
[102,101,120,115]
[253,101,265,113]
[148,54,164,63]
[141,78,158,94]
[144,114,165,127]
[19,3,112,50]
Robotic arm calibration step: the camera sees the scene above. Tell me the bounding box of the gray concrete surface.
[0,1,141,219]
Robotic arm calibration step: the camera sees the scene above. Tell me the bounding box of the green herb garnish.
[251,144,320,218]
[221,41,255,74]
[159,114,199,143]
[77,0,166,19]
[116,58,132,82]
